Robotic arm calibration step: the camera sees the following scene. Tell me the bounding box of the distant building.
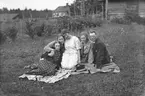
[139,3,145,17]
[108,1,145,19]
[53,4,70,18]
[0,13,20,22]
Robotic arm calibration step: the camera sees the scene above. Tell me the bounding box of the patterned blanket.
[19,63,120,83]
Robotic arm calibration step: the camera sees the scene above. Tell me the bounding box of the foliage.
[110,17,131,24]
[44,24,54,36]
[5,26,18,42]
[25,21,35,39]
[91,17,103,27]
[128,16,145,25]
[35,23,45,37]
[57,17,70,30]
[111,15,145,25]
[54,16,103,33]
[0,7,52,18]
[85,0,102,14]
[70,0,102,16]
[34,23,54,37]
[0,30,7,44]
[136,17,145,25]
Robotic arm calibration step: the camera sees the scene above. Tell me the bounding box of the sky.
[0,0,144,10]
[0,0,74,10]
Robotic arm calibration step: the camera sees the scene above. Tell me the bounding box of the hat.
[61,29,69,35]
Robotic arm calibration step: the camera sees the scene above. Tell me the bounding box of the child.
[25,42,62,76]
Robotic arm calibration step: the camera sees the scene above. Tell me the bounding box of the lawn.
[0,23,145,96]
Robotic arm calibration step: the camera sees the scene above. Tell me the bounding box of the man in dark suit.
[89,30,111,69]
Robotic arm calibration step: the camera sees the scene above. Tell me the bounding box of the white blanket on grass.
[19,69,72,83]
[19,63,120,83]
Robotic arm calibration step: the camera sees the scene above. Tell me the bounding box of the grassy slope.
[0,24,145,96]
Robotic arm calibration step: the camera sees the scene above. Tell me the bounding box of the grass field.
[0,23,145,96]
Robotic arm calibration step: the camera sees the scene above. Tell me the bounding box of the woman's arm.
[44,41,56,52]
[48,50,55,57]
[77,49,81,64]
[75,37,81,64]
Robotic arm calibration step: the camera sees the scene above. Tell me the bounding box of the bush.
[0,30,7,45]
[5,26,18,42]
[54,16,103,34]
[111,13,145,25]
[92,19,103,27]
[111,17,131,24]
[44,24,53,36]
[25,21,35,39]
[35,23,45,37]
[132,16,145,25]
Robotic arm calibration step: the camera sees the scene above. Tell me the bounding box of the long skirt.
[26,58,56,75]
[61,52,78,69]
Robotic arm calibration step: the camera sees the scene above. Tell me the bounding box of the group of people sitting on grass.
[23,29,120,77]
[20,29,120,83]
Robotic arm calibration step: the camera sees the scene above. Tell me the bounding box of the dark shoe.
[19,76,28,80]
[76,65,85,70]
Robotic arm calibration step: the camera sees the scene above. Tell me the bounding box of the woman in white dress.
[61,29,81,69]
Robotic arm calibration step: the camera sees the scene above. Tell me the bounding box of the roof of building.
[54,6,70,12]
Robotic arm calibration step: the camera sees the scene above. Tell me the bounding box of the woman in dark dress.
[25,34,65,75]
[25,42,62,75]
[43,34,65,69]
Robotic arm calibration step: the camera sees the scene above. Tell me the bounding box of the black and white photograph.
[0,0,145,96]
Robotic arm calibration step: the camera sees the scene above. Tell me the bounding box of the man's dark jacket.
[92,38,110,68]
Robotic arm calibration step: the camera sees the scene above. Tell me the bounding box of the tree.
[0,9,2,14]
[2,7,9,13]
[85,0,101,15]
[44,9,49,12]
[70,0,102,16]
[70,0,81,16]
[24,7,28,12]
[9,9,14,13]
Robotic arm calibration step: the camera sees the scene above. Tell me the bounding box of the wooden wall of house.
[108,1,145,19]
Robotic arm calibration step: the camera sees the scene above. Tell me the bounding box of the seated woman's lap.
[61,53,78,69]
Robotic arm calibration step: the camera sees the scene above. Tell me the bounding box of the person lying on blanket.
[88,30,120,73]
[25,42,62,75]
